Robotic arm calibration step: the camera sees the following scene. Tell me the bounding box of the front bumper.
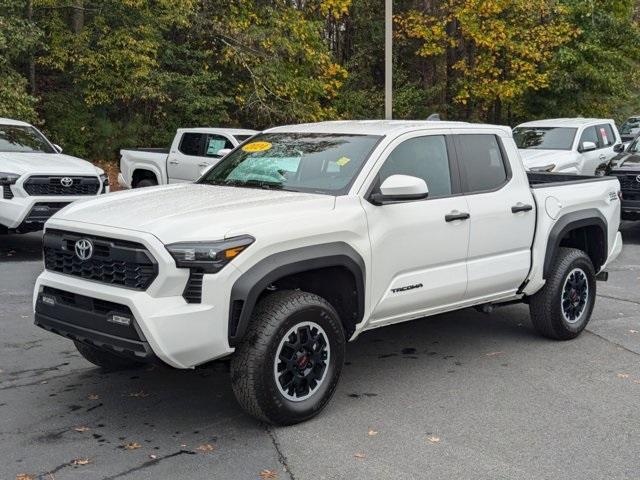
[34,220,239,368]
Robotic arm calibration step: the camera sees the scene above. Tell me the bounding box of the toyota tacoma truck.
[118,127,258,188]
[608,133,640,220]
[513,118,623,176]
[0,117,109,234]
[34,120,623,425]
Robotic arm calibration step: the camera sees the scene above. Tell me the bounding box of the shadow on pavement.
[0,232,43,262]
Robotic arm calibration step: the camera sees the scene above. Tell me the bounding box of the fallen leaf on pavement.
[259,470,278,479]
[629,330,638,334]
[617,373,630,379]
[485,351,503,357]
[354,452,366,459]
[149,454,158,460]
[16,474,34,480]
[88,394,99,400]
[367,429,378,436]
[123,442,141,450]
[426,435,441,444]
[73,426,90,433]
[127,390,149,398]
[196,443,215,453]
[71,458,92,465]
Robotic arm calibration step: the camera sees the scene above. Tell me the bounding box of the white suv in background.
[0,118,108,234]
[513,118,623,176]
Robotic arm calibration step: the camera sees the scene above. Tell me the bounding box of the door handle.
[198,162,210,167]
[169,160,179,165]
[599,154,606,160]
[445,211,470,222]
[511,203,533,213]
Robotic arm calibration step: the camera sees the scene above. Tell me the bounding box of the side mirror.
[216,148,232,158]
[613,143,626,153]
[53,144,63,153]
[370,175,429,205]
[580,141,597,152]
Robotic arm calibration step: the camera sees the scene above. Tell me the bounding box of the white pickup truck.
[0,118,108,234]
[118,127,258,188]
[34,120,622,425]
[513,118,624,176]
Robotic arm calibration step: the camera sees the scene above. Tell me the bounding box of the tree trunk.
[72,0,84,34]
[26,0,36,94]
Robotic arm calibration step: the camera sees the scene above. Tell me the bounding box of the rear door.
[167,133,234,182]
[596,123,618,167]
[454,132,536,301]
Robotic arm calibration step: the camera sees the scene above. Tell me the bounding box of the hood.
[53,183,336,243]
[0,152,100,176]
[517,149,578,170]
[610,151,640,171]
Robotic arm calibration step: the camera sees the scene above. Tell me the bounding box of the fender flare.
[131,164,162,186]
[543,208,607,278]
[228,242,366,346]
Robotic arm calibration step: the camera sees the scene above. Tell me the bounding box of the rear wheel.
[230,290,345,425]
[134,178,157,188]
[529,248,596,340]
[594,164,608,177]
[74,341,142,371]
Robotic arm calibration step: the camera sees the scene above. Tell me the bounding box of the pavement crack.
[100,450,196,480]
[586,330,640,356]
[597,293,640,306]
[266,425,295,480]
[36,459,75,479]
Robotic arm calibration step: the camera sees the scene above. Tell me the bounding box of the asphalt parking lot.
[1,225,639,480]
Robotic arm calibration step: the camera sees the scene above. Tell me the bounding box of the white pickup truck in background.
[0,117,108,234]
[513,118,624,176]
[35,120,622,425]
[118,127,258,188]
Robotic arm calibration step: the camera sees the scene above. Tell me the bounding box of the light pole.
[384,0,392,120]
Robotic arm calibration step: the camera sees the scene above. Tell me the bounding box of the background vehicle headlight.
[166,235,254,273]
[0,172,20,185]
[529,164,556,172]
[99,173,109,193]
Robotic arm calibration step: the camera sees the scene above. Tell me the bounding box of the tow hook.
[596,271,609,282]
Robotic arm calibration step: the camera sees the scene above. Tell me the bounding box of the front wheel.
[230,290,345,425]
[529,248,596,340]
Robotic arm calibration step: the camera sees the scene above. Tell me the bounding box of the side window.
[597,124,615,147]
[205,134,233,157]
[377,135,452,198]
[457,134,508,193]
[179,133,205,156]
[579,126,598,149]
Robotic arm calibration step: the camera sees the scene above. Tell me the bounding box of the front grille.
[43,229,158,290]
[614,173,640,192]
[3,185,13,199]
[183,269,204,303]
[24,176,100,196]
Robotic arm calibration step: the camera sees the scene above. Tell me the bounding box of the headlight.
[166,235,255,273]
[529,164,556,172]
[99,173,110,186]
[0,172,20,185]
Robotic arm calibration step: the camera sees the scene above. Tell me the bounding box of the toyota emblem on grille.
[60,177,73,187]
[636,175,640,183]
[75,239,93,261]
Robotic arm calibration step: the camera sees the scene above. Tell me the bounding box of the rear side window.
[597,124,615,147]
[456,134,508,193]
[377,135,453,197]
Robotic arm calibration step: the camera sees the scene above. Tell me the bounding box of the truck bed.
[527,171,614,188]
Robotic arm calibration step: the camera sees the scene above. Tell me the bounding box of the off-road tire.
[230,290,345,425]
[74,341,143,371]
[529,247,596,340]
[134,178,157,188]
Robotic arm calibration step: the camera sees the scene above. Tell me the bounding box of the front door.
[362,132,470,327]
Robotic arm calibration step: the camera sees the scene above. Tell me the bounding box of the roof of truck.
[516,118,615,128]
[177,127,259,136]
[0,117,32,127]
[265,120,511,136]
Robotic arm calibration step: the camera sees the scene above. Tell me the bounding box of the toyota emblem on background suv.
[60,177,73,187]
[75,239,93,261]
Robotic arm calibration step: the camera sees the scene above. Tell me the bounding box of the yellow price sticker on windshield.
[242,141,272,153]
[336,156,351,167]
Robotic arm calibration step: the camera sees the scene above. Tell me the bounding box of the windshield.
[0,125,56,153]
[198,133,381,195]
[621,117,640,135]
[513,127,577,150]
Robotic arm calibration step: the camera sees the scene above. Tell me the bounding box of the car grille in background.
[43,229,158,290]
[2,185,13,199]
[16,203,71,233]
[24,176,100,196]
[614,174,640,192]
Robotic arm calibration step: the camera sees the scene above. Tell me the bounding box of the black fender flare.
[543,208,607,278]
[228,242,366,346]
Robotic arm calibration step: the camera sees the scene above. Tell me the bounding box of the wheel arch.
[132,168,160,187]
[228,242,366,346]
[543,209,607,278]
